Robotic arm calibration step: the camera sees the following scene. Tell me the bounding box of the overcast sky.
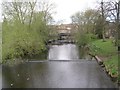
[50,0,99,24]
[0,1,1,22]
[0,0,101,23]
[0,0,116,23]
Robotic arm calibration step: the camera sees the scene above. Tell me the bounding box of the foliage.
[76,32,97,47]
[94,16,104,39]
[71,9,100,47]
[0,22,1,63]
[2,2,55,64]
[2,18,46,62]
[104,55,118,76]
[71,9,101,34]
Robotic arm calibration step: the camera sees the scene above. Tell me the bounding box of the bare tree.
[116,1,120,52]
[2,0,55,25]
[71,9,101,35]
[37,0,56,24]
[2,2,32,24]
[28,1,37,27]
[95,0,119,42]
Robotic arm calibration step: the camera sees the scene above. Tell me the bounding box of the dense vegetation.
[3,16,46,63]
[2,1,55,64]
[0,23,1,63]
[71,0,119,85]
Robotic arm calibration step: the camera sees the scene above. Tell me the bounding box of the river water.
[48,44,79,60]
[2,44,116,88]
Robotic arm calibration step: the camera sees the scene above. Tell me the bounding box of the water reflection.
[2,64,31,88]
[2,61,115,88]
[79,46,90,59]
[0,65,2,89]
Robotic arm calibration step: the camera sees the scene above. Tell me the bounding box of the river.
[2,44,116,88]
[48,44,79,60]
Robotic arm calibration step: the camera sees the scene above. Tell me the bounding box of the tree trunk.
[102,27,106,42]
[101,1,106,42]
[117,1,120,53]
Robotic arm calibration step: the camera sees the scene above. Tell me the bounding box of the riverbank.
[3,50,48,66]
[90,39,119,85]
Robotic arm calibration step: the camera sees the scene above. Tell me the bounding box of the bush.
[76,32,97,47]
[2,17,48,63]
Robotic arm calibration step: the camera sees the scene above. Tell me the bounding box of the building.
[55,24,77,34]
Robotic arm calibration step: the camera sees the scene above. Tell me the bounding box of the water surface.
[2,44,116,88]
[48,44,79,60]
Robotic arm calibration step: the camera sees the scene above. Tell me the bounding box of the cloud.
[51,0,97,24]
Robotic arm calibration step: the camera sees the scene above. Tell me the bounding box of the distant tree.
[37,0,56,24]
[71,9,101,34]
[71,9,99,46]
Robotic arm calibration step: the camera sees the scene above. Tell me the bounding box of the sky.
[50,0,103,24]
[0,0,100,23]
[0,0,114,23]
[0,1,1,22]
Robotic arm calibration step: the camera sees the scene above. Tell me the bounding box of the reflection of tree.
[2,65,30,88]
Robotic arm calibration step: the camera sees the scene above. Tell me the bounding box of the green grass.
[104,55,118,75]
[90,39,119,83]
[90,39,117,56]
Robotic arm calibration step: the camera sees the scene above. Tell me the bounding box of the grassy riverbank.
[90,39,119,84]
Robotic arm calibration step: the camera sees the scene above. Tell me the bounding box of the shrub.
[2,17,48,63]
[76,32,97,47]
